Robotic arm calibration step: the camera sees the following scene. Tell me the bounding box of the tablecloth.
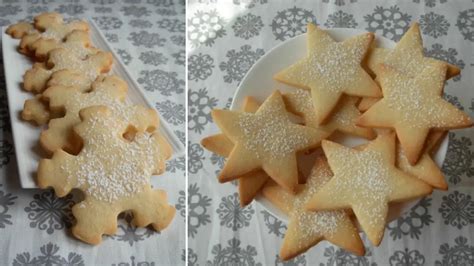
[187,0,474,265]
[0,0,185,265]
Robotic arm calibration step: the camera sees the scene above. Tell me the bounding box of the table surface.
[188,0,474,265]
[0,0,185,265]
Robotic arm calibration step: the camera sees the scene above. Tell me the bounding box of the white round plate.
[230,28,448,223]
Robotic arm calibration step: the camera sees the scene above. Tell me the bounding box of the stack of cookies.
[202,23,473,260]
[6,12,175,245]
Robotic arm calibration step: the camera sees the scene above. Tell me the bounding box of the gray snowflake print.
[387,197,433,240]
[364,6,412,41]
[175,189,185,218]
[138,69,184,95]
[171,34,186,46]
[219,45,265,84]
[188,143,205,174]
[188,248,199,266]
[324,10,358,28]
[456,9,474,41]
[92,16,123,30]
[0,184,17,229]
[413,0,447,7]
[0,19,10,27]
[188,183,211,238]
[95,6,112,13]
[424,44,465,81]
[139,51,168,66]
[109,212,154,246]
[232,13,264,40]
[172,49,185,65]
[129,19,153,29]
[188,9,226,47]
[111,256,154,266]
[232,0,267,9]
[116,49,132,65]
[0,5,22,16]
[146,0,174,7]
[12,243,84,266]
[175,130,185,145]
[188,53,214,82]
[105,33,119,43]
[24,190,74,234]
[442,132,474,184]
[128,31,166,48]
[27,6,48,14]
[320,246,376,266]
[55,4,86,16]
[210,153,225,175]
[156,8,178,16]
[188,88,218,133]
[216,192,255,231]
[444,94,464,110]
[419,12,450,38]
[207,238,263,266]
[166,156,185,173]
[322,0,357,5]
[155,100,185,125]
[157,18,185,33]
[90,0,117,4]
[261,210,287,238]
[271,6,317,41]
[120,6,151,17]
[0,140,14,167]
[439,191,474,229]
[389,248,425,266]
[275,254,306,266]
[435,236,474,265]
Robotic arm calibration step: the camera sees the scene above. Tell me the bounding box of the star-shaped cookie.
[263,156,365,260]
[201,96,270,206]
[212,91,324,192]
[357,64,472,164]
[305,133,433,246]
[274,23,380,125]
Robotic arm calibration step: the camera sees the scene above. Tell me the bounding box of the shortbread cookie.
[202,97,269,206]
[357,64,472,164]
[274,23,380,125]
[40,75,159,154]
[37,106,174,245]
[305,133,433,246]
[358,97,379,112]
[5,21,34,38]
[23,47,113,93]
[283,89,375,140]
[212,91,324,192]
[263,156,364,260]
[22,95,50,125]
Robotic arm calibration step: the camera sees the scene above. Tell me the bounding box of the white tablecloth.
[0,0,185,265]
[188,0,474,265]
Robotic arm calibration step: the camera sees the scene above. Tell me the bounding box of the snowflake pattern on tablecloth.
[0,5,22,16]
[116,49,132,65]
[137,69,184,95]
[189,143,205,174]
[156,8,178,16]
[188,53,214,81]
[120,5,151,17]
[111,256,154,266]
[188,88,218,133]
[275,254,306,265]
[0,140,13,168]
[424,44,464,81]
[155,100,185,125]
[166,156,185,173]
[139,51,168,66]
[320,246,376,266]
[442,132,474,184]
[12,243,84,266]
[0,19,10,27]
[412,0,447,7]
[92,16,123,30]
[188,248,199,266]
[419,12,450,38]
[24,190,74,234]
[435,236,474,265]
[171,34,186,46]
[55,4,86,16]
[324,10,358,28]
[271,6,317,41]
[109,213,155,246]
[128,31,166,48]
[210,153,225,175]
[388,248,425,266]
[456,9,474,41]
[175,189,185,218]
[439,191,474,229]
[219,45,264,84]
[444,94,464,111]
[322,0,357,6]
[129,19,153,29]
[207,238,263,266]
[188,9,226,47]
[172,50,185,65]
[387,197,433,240]
[260,210,286,238]
[188,183,211,238]
[364,5,412,41]
[27,6,49,15]
[175,130,185,145]
[157,18,185,33]
[232,0,267,9]
[232,13,264,40]
[0,184,16,229]
[216,192,255,231]
[105,33,119,43]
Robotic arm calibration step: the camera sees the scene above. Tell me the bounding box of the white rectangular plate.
[2,20,185,189]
